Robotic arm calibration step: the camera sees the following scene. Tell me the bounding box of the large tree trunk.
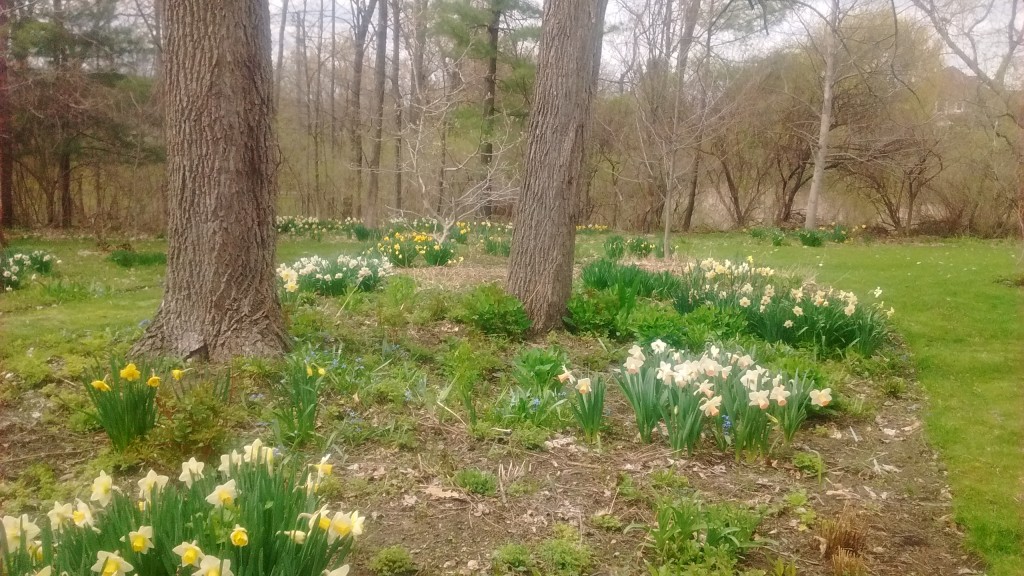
[409,0,428,126]
[507,0,608,333]
[0,0,13,229]
[480,3,500,217]
[805,0,838,230]
[133,0,286,361]
[348,0,378,219]
[365,0,387,227]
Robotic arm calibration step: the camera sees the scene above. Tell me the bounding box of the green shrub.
[369,546,417,576]
[797,229,826,247]
[454,468,498,496]
[493,543,533,574]
[677,304,748,351]
[603,235,626,260]
[650,495,762,569]
[108,250,167,268]
[628,301,688,349]
[511,346,568,393]
[455,283,531,338]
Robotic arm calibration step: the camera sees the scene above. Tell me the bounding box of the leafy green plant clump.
[454,283,531,338]
[108,250,167,268]
[649,495,763,573]
[369,545,417,576]
[454,468,498,496]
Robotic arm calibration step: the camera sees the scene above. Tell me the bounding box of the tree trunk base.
[132,306,288,362]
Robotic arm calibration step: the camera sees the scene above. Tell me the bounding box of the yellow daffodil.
[575,378,592,395]
[91,379,111,392]
[72,500,94,528]
[323,566,351,576]
[179,457,205,487]
[194,555,233,576]
[279,529,307,544]
[300,505,333,531]
[326,511,352,543]
[129,526,154,554]
[47,501,73,531]
[137,469,169,501]
[229,524,249,547]
[119,363,141,381]
[312,454,333,478]
[810,388,832,407]
[172,541,204,567]
[172,368,186,381]
[146,374,161,388]
[205,479,238,508]
[306,364,313,377]
[91,551,133,576]
[91,470,114,507]
[3,514,41,552]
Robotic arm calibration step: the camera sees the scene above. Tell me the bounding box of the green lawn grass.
[2,232,1021,573]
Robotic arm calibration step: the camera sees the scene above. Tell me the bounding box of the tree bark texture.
[365,0,387,227]
[0,0,13,228]
[133,0,286,361]
[480,4,500,216]
[507,0,607,333]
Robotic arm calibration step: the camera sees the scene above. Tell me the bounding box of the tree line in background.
[0,0,1019,239]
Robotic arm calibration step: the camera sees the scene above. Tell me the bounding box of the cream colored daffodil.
[129,526,154,554]
[179,457,205,487]
[90,551,133,576]
[218,450,243,476]
[810,388,832,407]
[91,470,114,507]
[205,479,237,508]
[137,469,169,501]
[47,501,73,531]
[194,555,233,576]
[172,541,204,567]
[72,500,94,528]
[575,378,592,395]
[322,566,350,576]
[279,529,307,544]
[3,514,41,552]
[699,395,722,417]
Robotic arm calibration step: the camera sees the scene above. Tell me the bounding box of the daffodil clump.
[576,223,609,234]
[472,220,513,236]
[1,251,61,292]
[0,443,363,576]
[85,361,181,451]
[276,255,392,296]
[275,216,355,239]
[375,232,458,267]
[674,257,892,356]
[626,237,657,258]
[617,340,828,457]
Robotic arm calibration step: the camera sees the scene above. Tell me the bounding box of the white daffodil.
[740,370,761,390]
[194,555,233,576]
[627,345,646,361]
[650,339,667,354]
[137,469,169,501]
[623,356,644,374]
[279,529,307,544]
[205,479,238,508]
[656,361,675,383]
[218,450,243,476]
[179,457,205,488]
[575,378,592,395]
[770,386,791,406]
[323,566,350,576]
[748,389,770,410]
[694,380,714,398]
[699,395,722,417]
[312,454,333,479]
[3,514,41,552]
[47,501,73,531]
[810,388,832,407]
[90,470,114,508]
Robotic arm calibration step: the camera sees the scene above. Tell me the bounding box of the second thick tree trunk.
[133,0,286,361]
[507,0,608,333]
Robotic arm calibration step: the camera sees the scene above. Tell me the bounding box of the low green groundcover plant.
[454,283,531,338]
[277,255,392,296]
[108,250,168,268]
[0,441,363,576]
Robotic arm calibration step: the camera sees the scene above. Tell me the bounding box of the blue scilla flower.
[529,397,541,412]
[721,414,733,433]
[404,389,414,402]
